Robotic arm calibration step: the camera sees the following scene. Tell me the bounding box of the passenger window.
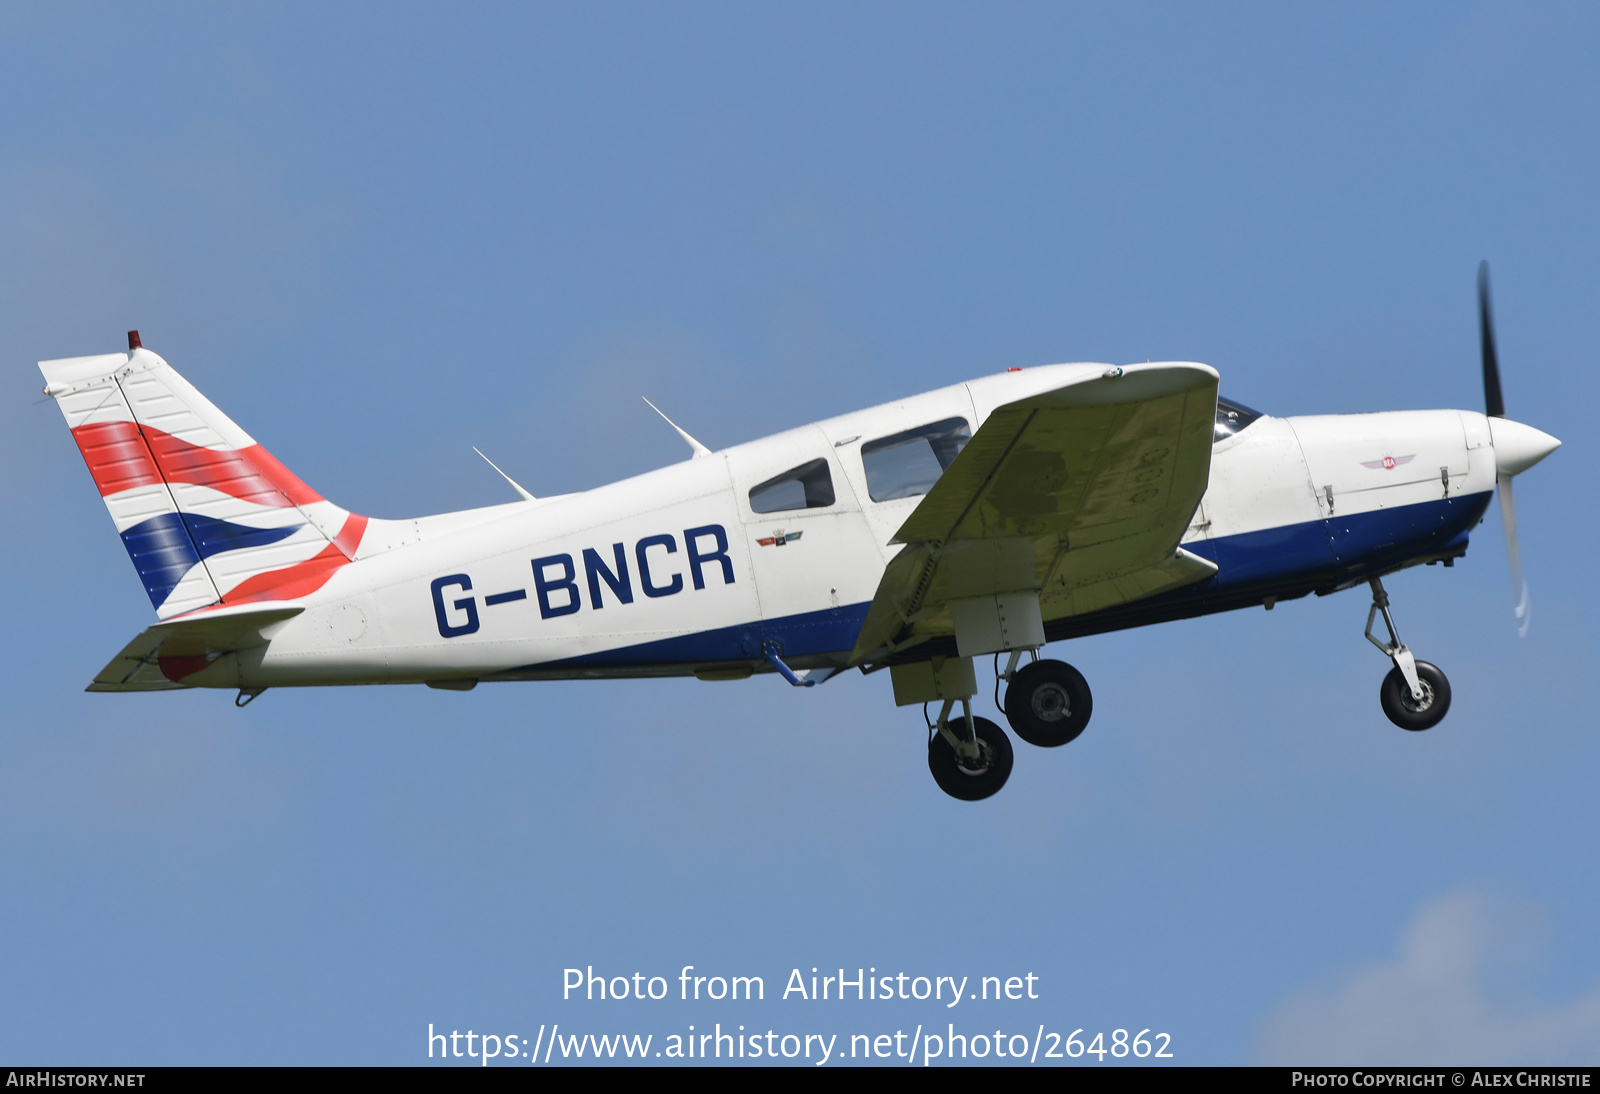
[749,458,836,514]
[861,418,971,501]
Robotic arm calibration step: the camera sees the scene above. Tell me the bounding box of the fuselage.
[198,363,1497,690]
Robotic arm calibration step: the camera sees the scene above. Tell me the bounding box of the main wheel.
[1003,659,1092,747]
[1379,661,1451,731]
[928,716,1014,801]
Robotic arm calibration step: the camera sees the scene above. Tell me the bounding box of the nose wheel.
[1365,577,1451,731]
[1379,661,1451,731]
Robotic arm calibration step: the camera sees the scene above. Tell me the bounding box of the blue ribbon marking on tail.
[119,513,304,609]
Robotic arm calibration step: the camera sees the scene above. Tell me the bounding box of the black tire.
[1003,659,1092,747]
[928,716,1014,801]
[1379,661,1451,731]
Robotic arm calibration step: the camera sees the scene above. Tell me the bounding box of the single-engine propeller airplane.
[41,264,1559,800]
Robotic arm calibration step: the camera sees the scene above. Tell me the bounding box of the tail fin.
[41,336,368,619]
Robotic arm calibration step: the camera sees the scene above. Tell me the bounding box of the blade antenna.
[472,447,537,501]
[642,397,713,459]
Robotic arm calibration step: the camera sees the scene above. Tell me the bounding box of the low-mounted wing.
[850,364,1219,664]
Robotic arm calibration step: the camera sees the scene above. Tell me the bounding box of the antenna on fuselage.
[641,397,713,459]
[472,447,537,501]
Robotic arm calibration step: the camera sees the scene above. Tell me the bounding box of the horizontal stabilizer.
[87,602,304,692]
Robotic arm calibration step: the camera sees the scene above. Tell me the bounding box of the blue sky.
[2,2,1597,1066]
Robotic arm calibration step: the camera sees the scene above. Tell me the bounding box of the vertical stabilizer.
[41,340,367,619]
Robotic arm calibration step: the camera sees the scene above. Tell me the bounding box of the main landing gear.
[926,699,1014,801]
[917,577,1446,797]
[1365,577,1452,731]
[999,651,1093,747]
[920,651,1096,801]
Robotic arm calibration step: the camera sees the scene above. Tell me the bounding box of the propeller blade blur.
[1479,260,1506,418]
[1497,473,1530,638]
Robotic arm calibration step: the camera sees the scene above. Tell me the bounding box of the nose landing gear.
[1365,577,1451,731]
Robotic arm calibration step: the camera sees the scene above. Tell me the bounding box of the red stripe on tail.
[70,420,162,494]
[221,514,369,605]
[70,421,324,506]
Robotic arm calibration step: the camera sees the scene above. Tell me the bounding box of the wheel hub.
[1400,680,1435,713]
[955,739,993,776]
[1030,682,1071,723]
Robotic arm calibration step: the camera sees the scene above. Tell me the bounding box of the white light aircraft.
[41,265,1559,800]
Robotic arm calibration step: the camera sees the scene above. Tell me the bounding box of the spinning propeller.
[1478,261,1560,637]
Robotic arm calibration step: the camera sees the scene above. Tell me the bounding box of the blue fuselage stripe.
[521,490,1494,671]
[1042,491,1491,643]
[1181,490,1491,589]
[540,603,874,670]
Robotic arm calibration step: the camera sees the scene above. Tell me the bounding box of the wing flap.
[1038,545,1217,620]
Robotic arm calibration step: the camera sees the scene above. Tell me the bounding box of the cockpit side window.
[749,458,836,514]
[861,417,971,502]
[1214,397,1263,442]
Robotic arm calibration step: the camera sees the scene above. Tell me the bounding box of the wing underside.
[850,364,1220,664]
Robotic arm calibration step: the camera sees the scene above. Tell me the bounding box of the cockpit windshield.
[1214,397,1263,441]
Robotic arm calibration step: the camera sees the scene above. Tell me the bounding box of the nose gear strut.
[1365,578,1423,702]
